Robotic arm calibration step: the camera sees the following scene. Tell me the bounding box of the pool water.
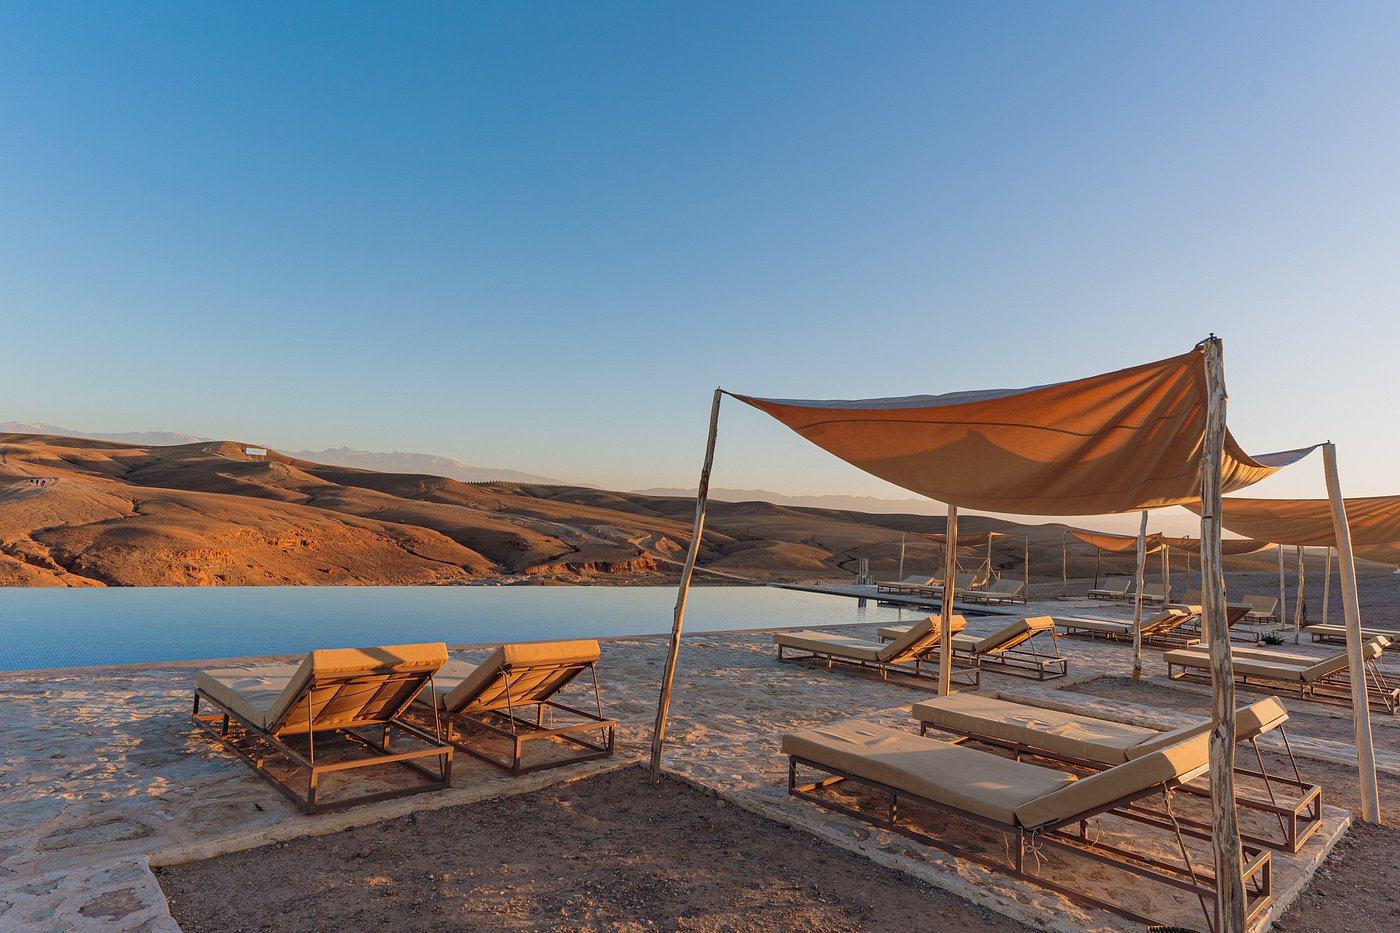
[0,585,942,671]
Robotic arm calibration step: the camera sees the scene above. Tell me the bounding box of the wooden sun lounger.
[1305,623,1400,648]
[963,578,1026,605]
[1137,582,1170,606]
[192,643,454,814]
[412,640,615,775]
[1087,577,1132,600]
[1242,595,1281,624]
[1055,607,1202,647]
[876,575,941,596]
[881,617,1068,680]
[1175,604,1257,643]
[775,616,979,687]
[911,693,1322,853]
[1164,637,1399,713]
[782,721,1271,931]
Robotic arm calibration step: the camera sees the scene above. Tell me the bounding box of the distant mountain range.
[283,448,568,485]
[629,486,945,515]
[0,422,211,447]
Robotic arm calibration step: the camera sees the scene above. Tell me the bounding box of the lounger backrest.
[1141,583,1167,598]
[879,615,966,663]
[989,579,1024,596]
[1129,697,1287,759]
[1182,589,1202,603]
[1301,637,1387,683]
[1015,732,1210,831]
[1103,577,1131,595]
[950,572,977,591]
[1243,595,1278,614]
[1139,608,1188,635]
[442,640,602,712]
[971,616,1054,655]
[1224,605,1251,627]
[267,643,448,735]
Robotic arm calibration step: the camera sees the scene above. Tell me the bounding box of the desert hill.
[0,432,1318,588]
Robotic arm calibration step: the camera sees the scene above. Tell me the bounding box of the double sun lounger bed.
[193,640,616,814]
[773,615,1068,683]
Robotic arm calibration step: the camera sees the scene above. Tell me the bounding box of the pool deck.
[1,596,1394,931]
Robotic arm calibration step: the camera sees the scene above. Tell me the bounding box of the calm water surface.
[0,585,938,671]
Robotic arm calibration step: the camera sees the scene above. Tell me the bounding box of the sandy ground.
[156,766,1031,933]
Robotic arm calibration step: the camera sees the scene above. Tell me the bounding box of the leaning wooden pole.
[648,389,723,783]
[1322,547,1333,625]
[1131,510,1148,681]
[1323,442,1380,822]
[1202,337,1246,932]
[938,504,959,695]
[1293,545,1307,634]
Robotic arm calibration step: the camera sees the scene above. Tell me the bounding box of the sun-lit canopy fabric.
[1069,530,1167,555]
[912,532,1008,549]
[1163,537,1276,557]
[733,347,1315,516]
[1356,543,1400,565]
[1186,496,1400,548]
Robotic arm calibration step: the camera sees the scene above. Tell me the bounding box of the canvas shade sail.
[1186,496,1400,548]
[1356,543,1400,565]
[1160,536,1276,556]
[912,531,1007,549]
[734,347,1314,516]
[1070,530,1166,554]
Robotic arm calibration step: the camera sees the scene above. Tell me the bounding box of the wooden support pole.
[1202,337,1245,932]
[1024,534,1029,597]
[648,389,723,783]
[1294,545,1307,632]
[1278,545,1287,635]
[898,532,906,581]
[1323,442,1380,823]
[938,503,959,696]
[1323,547,1333,625]
[1061,530,1067,596]
[1131,510,1148,681]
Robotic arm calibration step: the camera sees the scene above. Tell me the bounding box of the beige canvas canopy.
[1356,542,1400,565]
[1186,495,1400,548]
[1162,536,1276,557]
[1071,529,1167,554]
[733,347,1313,516]
[913,531,1007,549]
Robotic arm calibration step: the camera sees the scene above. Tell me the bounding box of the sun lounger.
[911,693,1322,853]
[878,616,1067,679]
[921,571,986,598]
[1055,606,1202,647]
[1165,637,1399,713]
[1242,595,1280,624]
[411,640,614,775]
[1305,623,1400,648]
[1137,582,1170,606]
[963,578,1026,604]
[775,616,979,686]
[192,643,454,814]
[876,574,940,595]
[1087,576,1132,600]
[783,721,1271,930]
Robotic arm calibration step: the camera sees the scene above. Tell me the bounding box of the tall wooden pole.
[938,504,959,695]
[1293,545,1307,633]
[1323,443,1380,822]
[898,532,906,581]
[1131,510,1148,681]
[1322,547,1333,625]
[1163,543,1170,602]
[1202,337,1245,932]
[1024,534,1029,597]
[648,389,723,783]
[1061,530,1068,596]
[1277,545,1287,634]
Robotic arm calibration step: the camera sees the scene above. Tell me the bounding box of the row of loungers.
[784,697,1291,930]
[773,616,1068,683]
[1165,636,1400,713]
[1055,605,1257,646]
[875,571,1026,602]
[193,640,615,814]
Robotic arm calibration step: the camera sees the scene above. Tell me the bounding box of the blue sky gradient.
[3,3,1397,519]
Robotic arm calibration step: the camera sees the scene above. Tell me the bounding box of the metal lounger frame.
[429,659,616,776]
[955,627,1068,680]
[787,755,1271,933]
[1166,657,1400,714]
[775,643,981,688]
[192,668,453,815]
[917,720,1323,854]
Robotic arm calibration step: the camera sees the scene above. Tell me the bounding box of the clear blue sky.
[3,2,1397,526]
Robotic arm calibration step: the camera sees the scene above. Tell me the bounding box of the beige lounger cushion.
[879,615,966,663]
[1306,624,1400,640]
[960,617,1053,654]
[782,721,1074,825]
[1014,733,1210,831]
[912,694,1157,765]
[199,643,449,732]
[774,631,885,662]
[423,640,601,712]
[1057,617,1132,636]
[1126,698,1287,758]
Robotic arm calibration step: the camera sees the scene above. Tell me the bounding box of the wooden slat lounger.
[1138,583,1170,606]
[774,616,979,687]
[876,575,940,596]
[192,643,454,814]
[964,578,1026,605]
[1164,637,1399,713]
[782,721,1271,931]
[1305,623,1400,648]
[1241,595,1281,624]
[412,640,615,776]
[1054,607,1201,646]
[879,617,1068,680]
[911,693,1322,853]
[1087,577,1133,600]
[1173,605,1257,643]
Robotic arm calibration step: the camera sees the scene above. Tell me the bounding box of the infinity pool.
[0,585,941,671]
